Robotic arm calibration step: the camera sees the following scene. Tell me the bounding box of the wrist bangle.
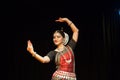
[68,22,73,26]
[32,52,37,57]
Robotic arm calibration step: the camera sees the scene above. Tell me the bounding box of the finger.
[29,40,32,44]
[27,40,29,46]
[27,40,30,44]
[59,17,61,19]
[55,20,60,22]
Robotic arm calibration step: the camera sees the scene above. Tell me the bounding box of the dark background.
[6,0,120,80]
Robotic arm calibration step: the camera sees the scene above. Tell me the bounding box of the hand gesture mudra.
[55,17,69,22]
[27,40,34,54]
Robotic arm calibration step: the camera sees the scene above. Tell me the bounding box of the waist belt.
[52,70,76,80]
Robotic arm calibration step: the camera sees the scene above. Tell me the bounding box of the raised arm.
[55,17,79,42]
[27,40,50,63]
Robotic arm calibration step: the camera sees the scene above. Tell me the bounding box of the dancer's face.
[53,32,64,46]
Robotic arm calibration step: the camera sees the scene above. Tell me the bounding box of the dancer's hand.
[55,17,69,23]
[27,40,34,54]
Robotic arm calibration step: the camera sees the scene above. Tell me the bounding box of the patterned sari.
[51,46,76,80]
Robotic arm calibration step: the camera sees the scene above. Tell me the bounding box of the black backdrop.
[7,0,120,80]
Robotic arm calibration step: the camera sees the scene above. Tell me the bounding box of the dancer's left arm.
[55,17,79,42]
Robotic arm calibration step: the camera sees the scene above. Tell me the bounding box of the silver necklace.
[60,46,72,64]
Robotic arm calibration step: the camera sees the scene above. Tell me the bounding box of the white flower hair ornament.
[63,32,69,45]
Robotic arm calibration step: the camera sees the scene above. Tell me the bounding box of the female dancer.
[27,17,79,80]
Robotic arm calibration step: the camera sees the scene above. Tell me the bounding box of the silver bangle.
[68,22,73,26]
[32,52,37,57]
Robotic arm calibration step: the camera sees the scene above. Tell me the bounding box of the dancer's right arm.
[27,40,50,63]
